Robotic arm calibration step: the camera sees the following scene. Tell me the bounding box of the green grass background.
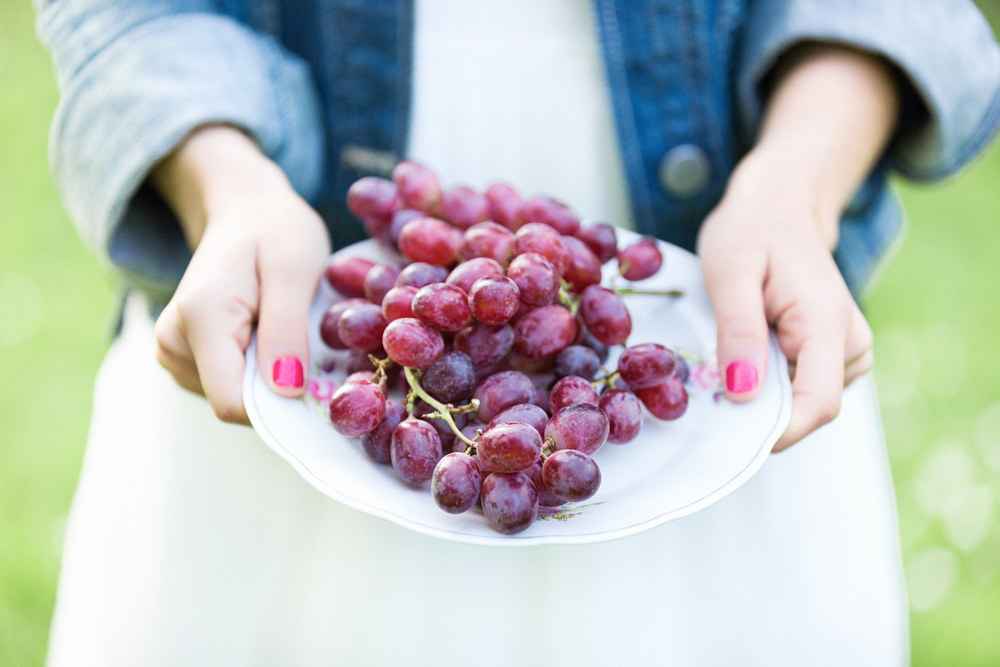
[2,1,999,663]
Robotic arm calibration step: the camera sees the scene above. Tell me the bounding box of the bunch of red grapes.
[320,161,689,535]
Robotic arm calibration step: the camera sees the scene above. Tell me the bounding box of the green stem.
[615,287,684,298]
[403,367,479,449]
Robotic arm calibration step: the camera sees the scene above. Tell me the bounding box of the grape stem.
[591,369,621,391]
[402,366,479,450]
[615,287,683,298]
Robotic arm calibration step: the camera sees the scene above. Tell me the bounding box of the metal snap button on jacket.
[658,144,711,198]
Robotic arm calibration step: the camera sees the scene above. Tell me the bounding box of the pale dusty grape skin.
[468,275,520,326]
[432,453,482,514]
[477,422,544,473]
[319,298,368,350]
[329,379,387,437]
[617,343,678,388]
[460,221,515,267]
[446,256,504,293]
[363,263,402,306]
[391,160,442,212]
[390,418,443,486]
[579,285,632,347]
[473,370,536,422]
[489,403,549,440]
[480,472,539,534]
[598,389,643,444]
[411,282,472,332]
[337,303,388,351]
[484,182,524,231]
[325,256,377,298]
[506,252,560,308]
[512,305,578,360]
[618,237,663,281]
[554,345,601,380]
[361,400,407,463]
[545,402,610,455]
[395,262,450,289]
[520,195,580,236]
[560,234,604,294]
[421,351,477,405]
[574,222,618,264]
[397,216,463,266]
[549,376,600,414]
[381,285,418,322]
[454,322,515,368]
[440,185,490,230]
[512,222,570,275]
[541,449,601,502]
[346,176,399,240]
[635,375,689,421]
[382,317,445,370]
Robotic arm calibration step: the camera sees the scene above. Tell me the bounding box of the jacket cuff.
[737,0,1000,181]
[48,12,325,302]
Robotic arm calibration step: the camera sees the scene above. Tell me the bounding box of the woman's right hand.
[151,126,331,424]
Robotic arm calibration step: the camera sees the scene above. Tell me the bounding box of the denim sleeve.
[35,1,326,304]
[736,0,1000,182]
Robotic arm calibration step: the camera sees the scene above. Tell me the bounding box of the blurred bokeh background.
[2,1,999,663]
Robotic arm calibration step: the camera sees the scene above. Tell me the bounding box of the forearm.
[150,125,294,249]
[732,42,900,248]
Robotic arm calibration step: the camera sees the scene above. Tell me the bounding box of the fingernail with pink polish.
[726,359,758,393]
[273,356,304,388]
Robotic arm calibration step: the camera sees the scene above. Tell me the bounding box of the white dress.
[47,2,908,665]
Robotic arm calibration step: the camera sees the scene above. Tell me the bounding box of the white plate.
[244,231,792,547]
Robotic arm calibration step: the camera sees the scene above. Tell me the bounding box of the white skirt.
[48,2,908,664]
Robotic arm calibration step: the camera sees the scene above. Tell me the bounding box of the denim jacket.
[35,0,1000,307]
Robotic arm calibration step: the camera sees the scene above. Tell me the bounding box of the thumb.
[701,252,770,403]
[257,260,322,398]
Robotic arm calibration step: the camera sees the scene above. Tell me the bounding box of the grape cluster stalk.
[321,161,689,535]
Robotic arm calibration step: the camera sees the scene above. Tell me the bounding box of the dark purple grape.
[382,317,444,370]
[421,351,477,405]
[473,370,536,422]
[524,458,565,507]
[468,275,520,325]
[461,221,515,266]
[395,261,450,289]
[398,216,462,266]
[549,376,600,414]
[363,263,402,306]
[575,326,611,364]
[390,418,443,486]
[579,285,632,347]
[598,389,643,444]
[337,303,388,351]
[325,256,376,298]
[440,185,490,230]
[360,400,407,463]
[446,257,504,293]
[545,403,610,455]
[346,176,399,240]
[575,222,618,264]
[484,182,524,231]
[388,209,424,248]
[454,322,515,368]
[391,160,442,212]
[541,449,601,502]
[477,422,543,473]
[635,375,689,420]
[506,252,559,308]
[512,305,577,359]
[319,298,368,350]
[618,237,663,281]
[560,235,603,294]
[480,472,539,534]
[411,283,471,332]
[489,403,549,440]
[554,345,601,380]
[520,195,580,236]
[617,343,678,388]
[329,379,386,437]
[432,452,482,514]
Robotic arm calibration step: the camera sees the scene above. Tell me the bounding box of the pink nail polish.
[273,356,304,388]
[726,359,758,393]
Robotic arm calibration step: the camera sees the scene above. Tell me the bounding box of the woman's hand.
[698,42,898,451]
[150,126,330,424]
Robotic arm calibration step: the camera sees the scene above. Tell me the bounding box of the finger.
[256,258,323,398]
[843,307,874,383]
[180,304,253,425]
[701,251,770,403]
[773,331,845,452]
[844,347,874,387]
[154,304,203,389]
